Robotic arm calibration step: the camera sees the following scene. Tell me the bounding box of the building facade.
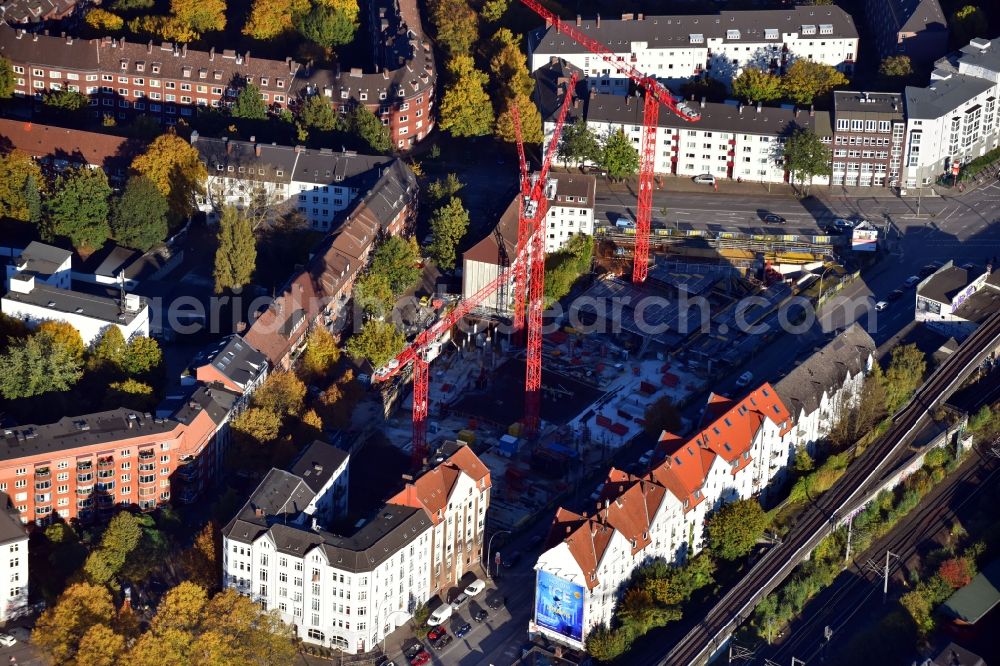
[903,37,1000,189]
[864,0,948,67]
[0,494,28,624]
[222,441,490,654]
[528,7,858,89]
[831,91,906,188]
[0,383,238,524]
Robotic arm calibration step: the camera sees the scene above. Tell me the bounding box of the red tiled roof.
[387,443,491,525]
[0,119,135,173]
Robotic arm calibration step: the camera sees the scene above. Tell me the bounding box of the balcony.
[176,463,199,481]
[77,460,93,471]
[34,467,50,480]
[138,450,155,462]
[76,486,94,497]
[97,457,115,469]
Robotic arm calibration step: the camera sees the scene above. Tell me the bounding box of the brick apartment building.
[0,0,435,147]
[0,383,238,525]
[831,91,906,188]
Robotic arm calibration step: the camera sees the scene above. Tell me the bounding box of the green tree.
[293,3,358,49]
[42,89,90,115]
[951,5,988,47]
[300,94,338,131]
[706,498,768,560]
[0,150,44,222]
[91,326,126,371]
[353,271,395,316]
[122,335,163,376]
[231,83,268,120]
[371,235,421,295]
[346,319,406,368]
[495,92,543,144]
[349,105,391,153]
[884,343,926,413]
[599,129,640,181]
[781,60,848,106]
[439,55,494,138]
[585,625,630,661]
[32,583,114,663]
[544,233,593,302]
[558,121,601,167]
[793,445,815,474]
[428,196,470,270]
[213,206,257,293]
[42,167,112,249]
[644,395,682,438]
[427,173,463,204]
[879,55,914,79]
[0,332,83,399]
[0,55,14,98]
[430,0,478,55]
[112,176,169,251]
[731,67,782,103]
[782,128,831,195]
[23,172,42,223]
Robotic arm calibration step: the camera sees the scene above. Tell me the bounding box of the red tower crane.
[519,0,701,283]
[371,73,578,465]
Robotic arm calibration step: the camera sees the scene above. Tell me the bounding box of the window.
[801,24,816,35]
[689,33,704,44]
[819,24,833,35]
[726,29,740,40]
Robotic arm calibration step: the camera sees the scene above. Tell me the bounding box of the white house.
[4,242,71,291]
[528,7,858,89]
[915,262,1000,339]
[223,441,491,654]
[902,37,1000,188]
[541,172,598,254]
[192,132,394,231]
[0,493,28,624]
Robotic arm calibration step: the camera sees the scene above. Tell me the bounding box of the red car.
[427,626,447,642]
[410,650,431,666]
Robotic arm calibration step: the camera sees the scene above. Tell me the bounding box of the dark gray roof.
[288,440,350,493]
[173,383,241,427]
[928,642,986,666]
[193,134,298,185]
[2,281,146,325]
[0,0,76,24]
[877,0,947,34]
[918,266,969,303]
[316,504,430,571]
[14,241,70,277]
[834,91,904,117]
[0,493,26,545]
[195,334,268,391]
[773,323,875,418]
[952,284,1000,324]
[291,149,391,189]
[531,6,857,56]
[905,73,994,119]
[939,37,1000,74]
[1,410,180,461]
[548,172,597,208]
[346,159,419,231]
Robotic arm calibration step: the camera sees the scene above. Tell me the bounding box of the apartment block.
[903,37,1000,188]
[864,0,948,67]
[0,0,76,26]
[528,6,857,90]
[0,383,238,524]
[0,494,28,624]
[191,334,269,401]
[831,91,906,188]
[222,441,490,654]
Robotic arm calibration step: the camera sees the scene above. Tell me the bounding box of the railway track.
[657,310,1000,666]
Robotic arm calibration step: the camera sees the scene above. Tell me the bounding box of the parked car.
[503,551,521,568]
[0,634,15,647]
[693,174,716,185]
[428,604,453,626]
[410,649,432,666]
[404,644,424,659]
[488,594,505,610]
[375,657,395,666]
[888,289,905,301]
[832,218,854,230]
[427,626,447,642]
[473,608,489,622]
[464,579,487,597]
[875,300,889,311]
[762,213,786,224]
[919,263,941,277]
[905,276,921,288]
[432,633,453,651]
[456,622,472,638]
[735,371,754,387]
[450,593,469,610]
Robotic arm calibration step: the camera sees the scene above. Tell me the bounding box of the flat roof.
[1,410,180,461]
[2,282,146,325]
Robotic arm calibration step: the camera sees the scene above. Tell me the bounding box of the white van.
[427,604,453,626]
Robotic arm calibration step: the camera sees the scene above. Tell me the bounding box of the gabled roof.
[288,440,350,493]
[387,442,491,524]
[0,119,136,175]
[194,334,268,391]
[464,197,519,266]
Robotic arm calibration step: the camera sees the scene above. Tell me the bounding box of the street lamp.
[817,265,838,305]
[486,530,511,580]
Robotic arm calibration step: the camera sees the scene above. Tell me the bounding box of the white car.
[0,633,16,647]
[875,301,889,311]
[427,604,453,626]
[735,371,754,387]
[464,579,487,597]
[693,174,716,185]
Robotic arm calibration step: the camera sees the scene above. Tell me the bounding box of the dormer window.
[765,28,778,40]
[801,24,816,35]
[726,29,740,40]
[136,62,145,72]
[689,33,704,44]
[260,78,268,87]
[819,24,833,35]
[120,60,128,71]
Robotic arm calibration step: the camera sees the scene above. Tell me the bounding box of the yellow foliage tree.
[75,624,126,666]
[32,583,114,663]
[36,320,85,362]
[131,132,206,219]
[85,9,125,31]
[243,0,308,39]
[253,370,307,416]
[170,0,227,35]
[230,407,282,443]
[490,31,534,100]
[0,149,44,222]
[495,91,543,144]
[781,60,849,106]
[299,326,341,381]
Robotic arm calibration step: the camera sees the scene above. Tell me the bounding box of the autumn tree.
[300,94,338,131]
[91,326,127,371]
[0,150,43,222]
[706,498,768,560]
[36,320,85,362]
[643,395,682,438]
[180,522,220,591]
[0,331,83,399]
[42,166,112,249]
[32,582,114,663]
[951,5,987,47]
[86,8,125,31]
[213,206,257,293]
[481,0,507,22]
[131,132,207,221]
[879,55,913,79]
[600,129,640,180]
[293,1,358,49]
[782,127,831,195]
[428,196,470,270]
[371,235,421,295]
[439,55,494,138]
[253,371,306,416]
[122,335,163,376]
[490,29,534,100]
[349,105,391,153]
[781,60,848,106]
[427,173,463,204]
[299,327,341,381]
[170,0,227,37]
[231,83,268,120]
[112,175,169,252]
[354,271,395,316]
[0,55,14,98]
[884,343,926,413]
[495,92,543,144]
[346,319,406,368]
[558,121,601,167]
[731,67,782,103]
[106,378,156,411]
[230,407,282,443]
[243,0,307,39]
[76,624,126,666]
[430,0,478,55]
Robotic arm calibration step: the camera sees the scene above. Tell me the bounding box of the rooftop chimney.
[738,103,744,115]
[209,47,215,61]
[190,130,199,143]
[809,104,815,117]
[181,43,187,58]
[255,144,262,157]
[576,14,581,26]
[756,101,762,113]
[596,13,600,28]
[147,40,153,54]
[700,96,706,108]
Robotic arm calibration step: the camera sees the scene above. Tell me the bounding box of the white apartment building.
[532,325,876,648]
[528,7,858,89]
[541,80,833,185]
[541,172,598,254]
[903,37,1000,188]
[223,441,491,654]
[0,494,28,624]
[4,242,71,291]
[192,132,393,231]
